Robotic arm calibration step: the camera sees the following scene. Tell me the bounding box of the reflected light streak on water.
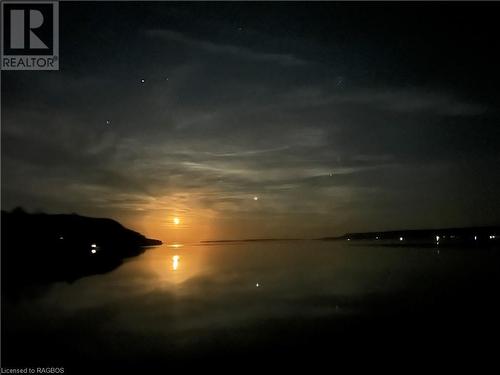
[172,255,180,271]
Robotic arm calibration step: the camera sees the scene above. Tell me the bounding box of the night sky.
[2,2,500,242]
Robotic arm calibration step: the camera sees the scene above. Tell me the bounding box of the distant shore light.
[399,237,404,241]
[253,196,259,201]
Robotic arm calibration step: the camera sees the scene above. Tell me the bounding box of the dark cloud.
[2,3,500,240]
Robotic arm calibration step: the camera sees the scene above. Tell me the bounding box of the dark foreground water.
[3,241,500,372]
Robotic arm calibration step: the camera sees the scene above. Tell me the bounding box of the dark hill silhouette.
[2,208,161,294]
[321,226,500,247]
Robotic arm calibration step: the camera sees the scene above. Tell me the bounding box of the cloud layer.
[2,4,500,240]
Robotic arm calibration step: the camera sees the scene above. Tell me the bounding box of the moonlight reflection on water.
[3,241,500,371]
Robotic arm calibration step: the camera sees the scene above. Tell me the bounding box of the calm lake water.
[3,241,500,371]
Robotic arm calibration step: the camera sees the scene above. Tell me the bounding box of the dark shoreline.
[200,238,306,244]
[200,226,500,247]
[1,209,162,295]
[321,225,500,247]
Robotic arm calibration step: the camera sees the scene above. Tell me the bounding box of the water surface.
[4,241,500,371]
